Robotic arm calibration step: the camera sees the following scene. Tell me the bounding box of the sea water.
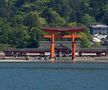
[0,62,108,90]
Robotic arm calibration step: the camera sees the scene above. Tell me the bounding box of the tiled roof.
[90,24,108,29]
[39,41,81,50]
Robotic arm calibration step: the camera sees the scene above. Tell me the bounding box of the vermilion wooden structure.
[42,27,84,62]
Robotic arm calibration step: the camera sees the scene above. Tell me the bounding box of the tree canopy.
[0,0,108,48]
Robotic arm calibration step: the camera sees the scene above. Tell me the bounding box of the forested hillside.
[0,0,108,48]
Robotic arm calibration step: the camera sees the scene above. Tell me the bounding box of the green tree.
[9,24,30,48]
[49,10,66,27]
[24,11,47,28]
[28,27,43,48]
[67,22,77,27]
[12,12,25,25]
[102,4,108,24]
[80,32,91,48]
[0,18,11,44]
[81,14,96,25]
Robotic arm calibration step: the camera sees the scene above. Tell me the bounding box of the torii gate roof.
[41,27,85,32]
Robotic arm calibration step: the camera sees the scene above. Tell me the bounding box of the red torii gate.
[42,27,84,62]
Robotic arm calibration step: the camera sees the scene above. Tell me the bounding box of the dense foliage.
[0,0,108,48]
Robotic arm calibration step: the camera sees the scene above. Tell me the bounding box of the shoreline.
[0,59,108,63]
[0,56,108,63]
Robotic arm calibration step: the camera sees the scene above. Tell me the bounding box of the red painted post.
[51,32,55,62]
[72,32,76,63]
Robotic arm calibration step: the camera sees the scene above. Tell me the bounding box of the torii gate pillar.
[42,27,84,63]
[72,32,76,61]
[51,32,55,61]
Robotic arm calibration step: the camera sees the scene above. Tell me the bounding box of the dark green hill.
[0,0,107,48]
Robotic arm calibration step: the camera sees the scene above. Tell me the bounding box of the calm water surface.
[0,62,108,90]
